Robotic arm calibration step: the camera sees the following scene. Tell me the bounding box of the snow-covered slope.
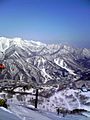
[0,107,21,120]
[7,99,90,120]
[0,37,90,85]
[1,105,90,120]
[54,58,76,75]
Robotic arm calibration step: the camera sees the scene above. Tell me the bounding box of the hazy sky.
[0,0,90,48]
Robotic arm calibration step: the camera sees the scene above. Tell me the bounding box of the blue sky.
[0,0,90,48]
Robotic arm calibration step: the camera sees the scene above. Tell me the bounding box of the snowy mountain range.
[0,37,90,119]
[0,37,90,86]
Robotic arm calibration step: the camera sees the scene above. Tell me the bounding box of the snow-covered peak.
[0,37,24,51]
[11,37,23,46]
[29,40,46,46]
[0,37,46,51]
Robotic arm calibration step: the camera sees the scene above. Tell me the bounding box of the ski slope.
[0,104,90,120]
[0,107,21,120]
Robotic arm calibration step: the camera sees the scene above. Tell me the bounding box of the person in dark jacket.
[56,108,60,115]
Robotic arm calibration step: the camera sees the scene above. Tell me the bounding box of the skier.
[56,107,60,115]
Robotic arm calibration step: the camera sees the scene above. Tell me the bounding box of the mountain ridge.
[0,37,90,86]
